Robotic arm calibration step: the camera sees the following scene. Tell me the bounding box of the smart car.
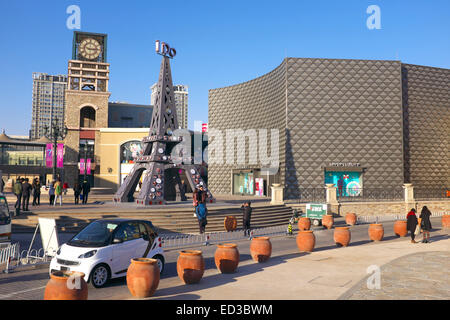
[49,218,165,288]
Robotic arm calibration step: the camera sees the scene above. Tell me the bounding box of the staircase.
[12,205,294,235]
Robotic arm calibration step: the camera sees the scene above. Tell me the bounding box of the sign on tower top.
[155,40,176,59]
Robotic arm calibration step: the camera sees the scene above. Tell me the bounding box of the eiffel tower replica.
[113,44,215,205]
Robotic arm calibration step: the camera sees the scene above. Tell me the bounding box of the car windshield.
[68,221,118,247]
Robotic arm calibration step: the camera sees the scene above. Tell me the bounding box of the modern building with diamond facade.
[208,58,449,199]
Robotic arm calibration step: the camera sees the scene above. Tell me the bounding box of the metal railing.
[356,211,448,224]
[0,242,20,273]
[414,188,449,200]
[337,187,404,202]
[160,225,289,249]
[295,188,326,203]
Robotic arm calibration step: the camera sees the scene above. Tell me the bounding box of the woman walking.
[54,180,63,206]
[420,206,433,243]
[406,208,418,244]
[32,178,41,206]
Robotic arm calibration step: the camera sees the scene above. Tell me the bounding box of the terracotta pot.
[44,271,88,300]
[394,220,408,237]
[177,250,205,284]
[368,224,384,241]
[345,213,357,226]
[250,237,272,263]
[322,215,334,229]
[334,227,351,247]
[298,217,311,231]
[224,216,238,232]
[127,258,160,298]
[296,230,315,252]
[442,215,450,229]
[214,243,240,273]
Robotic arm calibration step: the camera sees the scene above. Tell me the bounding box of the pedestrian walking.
[22,178,32,211]
[63,182,69,195]
[420,206,433,243]
[48,181,55,205]
[242,201,252,237]
[32,178,41,206]
[193,187,199,217]
[13,178,23,216]
[54,180,63,206]
[73,181,82,204]
[82,180,90,204]
[195,186,208,234]
[406,208,418,244]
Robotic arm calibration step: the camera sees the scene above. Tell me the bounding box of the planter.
[44,271,88,300]
[250,237,272,263]
[368,224,384,241]
[334,227,351,247]
[177,250,205,284]
[322,215,334,229]
[345,213,357,226]
[442,215,450,229]
[214,243,240,273]
[296,231,315,252]
[127,258,160,298]
[394,220,408,237]
[298,217,311,231]
[224,216,238,232]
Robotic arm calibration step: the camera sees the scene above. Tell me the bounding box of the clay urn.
[368,224,384,241]
[442,215,450,229]
[298,217,311,231]
[127,258,160,298]
[322,215,334,229]
[214,243,240,273]
[224,216,238,232]
[250,237,272,263]
[345,213,357,226]
[177,250,205,284]
[394,220,408,237]
[296,230,315,252]
[44,271,88,300]
[334,227,351,247]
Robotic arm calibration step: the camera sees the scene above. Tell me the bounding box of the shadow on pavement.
[151,252,306,300]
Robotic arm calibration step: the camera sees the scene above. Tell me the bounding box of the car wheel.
[153,254,165,274]
[90,264,110,288]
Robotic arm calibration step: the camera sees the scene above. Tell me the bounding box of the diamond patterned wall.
[402,64,450,188]
[208,61,287,194]
[285,58,404,198]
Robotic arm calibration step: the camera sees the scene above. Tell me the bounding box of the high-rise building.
[151,83,188,129]
[30,73,67,139]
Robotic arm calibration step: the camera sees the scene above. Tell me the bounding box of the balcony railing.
[414,187,449,200]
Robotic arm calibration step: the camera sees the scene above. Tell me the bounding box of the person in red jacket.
[406,208,418,244]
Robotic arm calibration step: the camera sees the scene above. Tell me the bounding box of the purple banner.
[80,159,85,175]
[57,143,64,168]
[86,158,91,175]
[45,144,53,168]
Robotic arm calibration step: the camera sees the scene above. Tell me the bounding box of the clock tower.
[64,31,110,187]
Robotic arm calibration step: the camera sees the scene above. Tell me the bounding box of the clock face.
[79,38,101,60]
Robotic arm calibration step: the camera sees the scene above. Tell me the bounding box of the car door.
[111,222,142,275]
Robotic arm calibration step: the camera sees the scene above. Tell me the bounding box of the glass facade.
[0,143,45,166]
[120,141,143,164]
[324,171,363,197]
[233,172,254,195]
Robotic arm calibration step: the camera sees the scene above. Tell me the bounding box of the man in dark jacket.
[242,201,252,237]
[21,178,32,211]
[420,206,432,243]
[82,180,90,204]
[14,178,23,215]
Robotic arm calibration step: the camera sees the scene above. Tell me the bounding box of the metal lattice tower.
[113,55,215,205]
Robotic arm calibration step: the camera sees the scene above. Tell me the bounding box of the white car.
[50,219,165,288]
[0,194,11,244]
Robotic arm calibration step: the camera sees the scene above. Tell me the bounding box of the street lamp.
[44,120,68,181]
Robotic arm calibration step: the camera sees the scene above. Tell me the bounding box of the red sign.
[202,123,208,133]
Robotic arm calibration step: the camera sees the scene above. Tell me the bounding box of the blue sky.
[0,0,449,135]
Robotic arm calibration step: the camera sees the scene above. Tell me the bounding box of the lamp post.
[44,120,68,182]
